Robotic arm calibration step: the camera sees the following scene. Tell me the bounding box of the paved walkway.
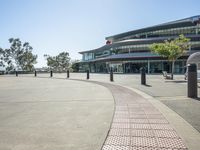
[89,81,188,150]
[0,77,114,150]
[44,72,200,134]
[19,73,200,97]
[2,74,200,149]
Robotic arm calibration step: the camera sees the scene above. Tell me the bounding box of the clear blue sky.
[0,0,200,67]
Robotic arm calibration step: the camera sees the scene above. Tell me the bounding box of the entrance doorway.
[163,62,171,73]
[110,64,123,73]
[125,62,147,73]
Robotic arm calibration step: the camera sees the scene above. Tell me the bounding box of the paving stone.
[148,119,168,124]
[154,130,179,138]
[105,136,130,146]
[131,137,157,147]
[157,138,187,149]
[113,118,130,123]
[112,123,130,129]
[131,124,152,130]
[98,82,188,150]
[131,129,155,137]
[109,129,130,136]
[102,145,129,150]
[130,119,149,124]
[150,124,174,130]
[129,114,147,119]
[131,147,159,150]
[146,114,165,119]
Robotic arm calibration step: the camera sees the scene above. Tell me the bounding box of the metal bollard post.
[34,70,37,77]
[187,64,197,98]
[140,67,146,85]
[50,70,53,77]
[67,70,70,78]
[110,68,114,82]
[16,71,18,77]
[86,70,89,80]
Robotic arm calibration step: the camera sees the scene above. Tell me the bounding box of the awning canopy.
[80,52,160,63]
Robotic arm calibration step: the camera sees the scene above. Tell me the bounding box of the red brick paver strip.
[97,82,188,150]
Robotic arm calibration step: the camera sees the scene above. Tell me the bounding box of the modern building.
[78,16,200,74]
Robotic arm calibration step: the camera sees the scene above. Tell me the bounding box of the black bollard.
[67,70,70,78]
[140,67,146,85]
[86,70,89,80]
[34,70,37,77]
[110,68,114,82]
[16,71,18,77]
[50,70,53,77]
[187,64,197,98]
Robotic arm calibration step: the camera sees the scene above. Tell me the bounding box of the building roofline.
[79,34,200,54]
[105,15,200,40]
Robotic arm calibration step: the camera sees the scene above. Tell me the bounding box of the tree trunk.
[171,61,175,80]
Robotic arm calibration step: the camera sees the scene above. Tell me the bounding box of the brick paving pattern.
[98,83,188,150]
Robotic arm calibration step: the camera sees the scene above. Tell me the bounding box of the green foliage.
[150,34,190,79]
[0,48,5,67]
[150,34,190,61]
[44,52,70,72]
[2,38,37,71]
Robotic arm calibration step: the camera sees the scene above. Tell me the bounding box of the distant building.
[78,16,200,74]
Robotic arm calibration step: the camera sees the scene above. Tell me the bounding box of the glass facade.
[95,50,110,58]
[79,16,200,74]
[82,53,94,61]
[82,40,200,60]
[114,25,200,42]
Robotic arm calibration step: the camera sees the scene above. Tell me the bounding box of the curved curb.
[118,84,200,150]
[78,80,188,149]
[0,76,115,150]
[4,75,200,149]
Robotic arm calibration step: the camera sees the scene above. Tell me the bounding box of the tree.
[150,35,190,79]
[44,52,70,72]
[0,48,5,67]
[17,42,37,71]
[4,38,37,71]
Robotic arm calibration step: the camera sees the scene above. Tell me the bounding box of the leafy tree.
[4,38,22,70]
[0,48,5,67]
[4,38,37,71]
[44,52,70,72]
[44,54,56,69]
[150,35,190,79]
[17,42,37,71]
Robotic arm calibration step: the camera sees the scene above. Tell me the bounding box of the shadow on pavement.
[165,80,187,83]
[144,84,152,87]
[194,97,200,101]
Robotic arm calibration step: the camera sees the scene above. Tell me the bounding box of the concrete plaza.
[16,73,200,132]
[49,73,200,132]
[1,73,200,149]
[0,77,114,150]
